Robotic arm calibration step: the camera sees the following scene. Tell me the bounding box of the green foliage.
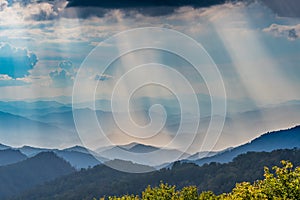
[106,183,198,200]
[179,185,198,200]
[260,160,300,199]
[108,194,139,200]
[222,160,300,200]
[198,191,218,200]
[103,161,300,200]
[142,182,177,200]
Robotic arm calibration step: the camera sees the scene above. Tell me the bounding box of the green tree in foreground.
[224,160,300,200]
[99,160,300,200]
[105,183,198,200]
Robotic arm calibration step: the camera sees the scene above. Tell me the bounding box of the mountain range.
[11,148,300,200]
[1,124,300,169]
[0,99,299,153]
[185,125,300,166]
[0,144,104,169]
[0,99,299,182]
[97,143,191,167]
[0,149,27,166]
[0,111,78,148]
[0,125,299,199]
[0,142,190,169]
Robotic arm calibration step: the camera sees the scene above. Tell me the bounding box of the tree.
[223,160,300,200]
[102,161,300,200]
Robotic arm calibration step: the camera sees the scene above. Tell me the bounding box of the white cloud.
[94,74,113,81]
[0,0,67,28]
[27,2,60,21]
[263,24,300,40]
[49,68,73,87]
[0,74,12,81]
[0,43,38,78]
[59,60,73,71]
[49,60,75,87]
[0,74,31,86]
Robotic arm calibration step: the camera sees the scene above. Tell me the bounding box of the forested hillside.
[0,152,75,199]
[13,148,300,200]
[104,160,300,200]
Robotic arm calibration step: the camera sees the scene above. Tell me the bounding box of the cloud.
[94,74,113,81]
[0,0,8,11]
[263,24,300,40]
[49,68,73,87]
[0,0,68,21]
[28,2,60,21]
[0,74,30,87]
[0,43,38,78]
[28,1,68,21]
[66,0,227,8]
[49,60,75,87]
[6,0,34,6]
[61,7,107,18]
[1,0,202,20]
[261,0,300,18]
[59,60,73,70]
[64,0,229,17]
[0,74,12,81]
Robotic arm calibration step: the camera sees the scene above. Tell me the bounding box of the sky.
[0,0,298,104]
[0,0,299,151]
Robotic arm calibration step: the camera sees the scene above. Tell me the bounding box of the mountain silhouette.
[188,125,300,166]
[0,152,75,199]
[0,149,27,166]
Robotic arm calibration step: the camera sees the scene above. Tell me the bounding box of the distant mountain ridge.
[186,148,232,161]
[0,144,104,169]
[64,145,93,154]
[0,101,72,118]
[17,145,54,157]
[0,143,10,150]
[98,143,191,166]
[54,150,104,169]
[187,125,300,166]
[0,149,27,166]
[1,125,300,168]
[121,143,160,153]
[0,111,77,148]
[1,99,300,151]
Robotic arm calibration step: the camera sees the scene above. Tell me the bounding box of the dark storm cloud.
[60,7,106,18]
[4,0,300,19]
[66,0,228,9]
[61,6,176,18]
[64,0,229,17]
[261,0,300,18]
[64,0,300,18]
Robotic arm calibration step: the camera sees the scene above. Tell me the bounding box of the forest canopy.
[102,160,300,200]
